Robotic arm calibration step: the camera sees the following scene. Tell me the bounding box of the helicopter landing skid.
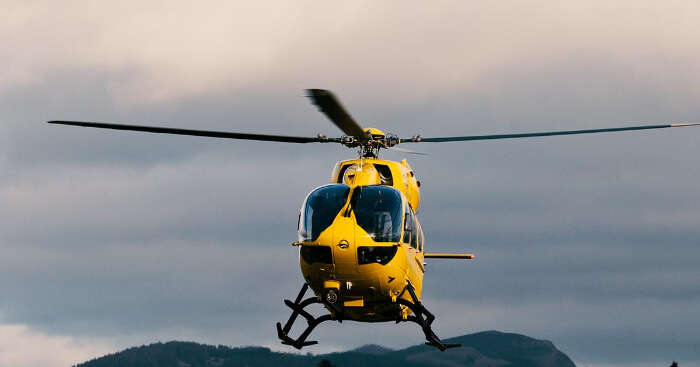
[276,283,341,349]
[276,282,459,351]
[395,281,461,351]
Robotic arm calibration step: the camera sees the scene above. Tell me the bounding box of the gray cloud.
[2,2,700,366]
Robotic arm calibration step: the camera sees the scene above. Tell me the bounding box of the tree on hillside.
[318,359,336,367]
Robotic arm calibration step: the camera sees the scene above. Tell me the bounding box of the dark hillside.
[75,330,576,367]
[396,331,576,367]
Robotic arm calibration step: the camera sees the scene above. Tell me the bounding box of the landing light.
[325,289,339,304]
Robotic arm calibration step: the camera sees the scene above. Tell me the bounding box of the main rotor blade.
[48,120,339,144]
[388,146,429,155]
[424,253,474,259]
[306,89,366,138]
[403,123,700,143]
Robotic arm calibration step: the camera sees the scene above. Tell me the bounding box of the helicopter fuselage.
[297,158,425,322]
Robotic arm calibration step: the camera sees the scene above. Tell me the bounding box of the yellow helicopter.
[48,89,699,351]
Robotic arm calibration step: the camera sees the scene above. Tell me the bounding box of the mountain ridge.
[75,330,576,367]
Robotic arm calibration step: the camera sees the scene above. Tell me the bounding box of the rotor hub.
[336,127,400,157]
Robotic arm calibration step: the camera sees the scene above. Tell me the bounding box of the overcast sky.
[2,1,700,366]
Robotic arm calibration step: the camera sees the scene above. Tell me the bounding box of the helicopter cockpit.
[298,184,350,242]
[349,185,402,242]
[298,184,404,243]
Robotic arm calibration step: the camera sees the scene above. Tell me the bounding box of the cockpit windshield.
[349,186,403,242]
[299,184,350,241]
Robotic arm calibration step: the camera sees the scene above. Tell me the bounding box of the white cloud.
[0,321,112,367]
[3,1,700,103]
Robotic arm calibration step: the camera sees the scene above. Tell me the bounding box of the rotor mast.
[306,89,400,157]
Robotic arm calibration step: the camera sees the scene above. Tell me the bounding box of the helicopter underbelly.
[299,243,424,322]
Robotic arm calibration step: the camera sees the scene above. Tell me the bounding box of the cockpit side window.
[299,184,350,241]
[403,203,417,248]
[350,186,402,242]
[416,218,423,252]
[336,164,353,183]
[410,211,418,249]
[374,164,393,186]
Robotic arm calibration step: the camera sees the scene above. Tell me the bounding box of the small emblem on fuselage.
[337,239,350,249]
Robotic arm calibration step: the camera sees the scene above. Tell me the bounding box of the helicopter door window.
[402,204,410,244]
[299,184,350,241]
[350,186,402,242]
[409,210,418,249]
[416,219,423,252]
[403,204,417,248]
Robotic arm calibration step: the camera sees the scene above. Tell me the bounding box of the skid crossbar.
[276,282,459,351]
[395,281,461,351]
[276,283,339,349]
